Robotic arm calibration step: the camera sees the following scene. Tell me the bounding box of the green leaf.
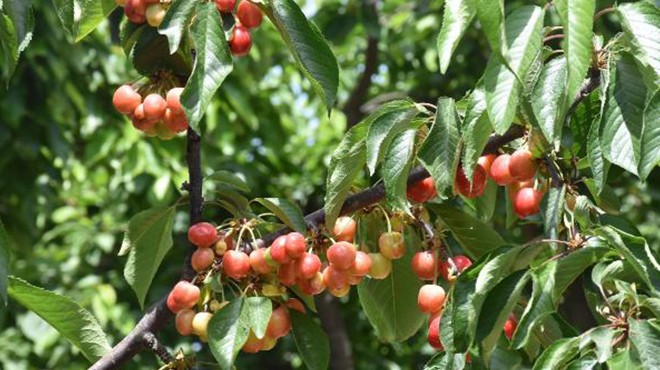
[357,232,425,342]
[206,170,251,193]
[600,53,648,176]
[512,247,611,348]
[618,2,660,84]
[7,276,111,362]
[607,349,642,370]
[365,100,419,174]
[324,119,369,229]
[469,0,505,54]
[532,336,580,370]
[562,0,595,105]
[265,0,339,112]
[382,129,417,211]
[581,326,617,363]
[0,217,9,304]
[51,0,74,37]
[181,2,233,131]
[76,0,116,42]
[437,0,475,74]
[131,25,193,76]
[639,91,660,181]
[587,117,608,194]
[461,89,492,180]
[0,0,33,82]
[503,6,544,82]
[484,54,519,134]
[253,198,307,233]
[532,56,568,146]
[208,298,250,369]
[290,311,330,370]
[424,351,466,370]
[427,204,506,260]
[628,319,660,370]
[544,185,566,243]
[245,296,272,339]
[121,206,176,308]
[158,0,197,54]
[418,97,462,195]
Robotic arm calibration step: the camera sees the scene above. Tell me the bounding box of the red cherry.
[295,252,322,279]
[270,235,291,264]
[175,308,196,336]
[455,165,487,198]
[477,154,497,174]
[229,25,252,57]
[125,0,147,24]
[411,251,436,280]
[453,255,472,272]
[188,222,218,248]
[326,241,357,270]
[113,85,142,114]
[167,281,200,313]
[350,251,372,276]
[285,298,305,313]
[507,180,534,199]
[166,88,185,116]
[242,331,264,353]
[428,314,443,350]
[249,248,272,274]
[417,284,446,314]
[285,232,306,259]
[236,1,263,29]
[407,177,437,203]
[513,187,543,218]
[278,262,297,287]
[163,108,189,133]
[215,0,236,13]
[322,265,349,290]
[333,216,357,242]
[298,272,326,295]
[378,232,405,260]
[508,149,537,182]
[438,255,471,282]
[191,247,215,272]
[504,315,518,340]
[266,306,291,339]
[490,154,515,185]
[223,250,251,279]
[142,93,167,120]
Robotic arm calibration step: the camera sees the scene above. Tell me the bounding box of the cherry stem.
[376,204,393,233]
[594,7,615,22]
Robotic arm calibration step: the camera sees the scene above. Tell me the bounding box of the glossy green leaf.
[532,336,580,370]
[581,326,617,363]
[427,204,506,260]
[158,0,197,54]
[544,185,566,243]
[265,0,339,112]
[382,129,417,211]
[628,318,660,370]
[365,99,419,174]
[357,233,425,342]
[607,349,642,370]
[600,53,648,176]
[208,298,250,370]
[253,198,307,233]
[484,54,519,134]
[181,2,233,131]
[245,296,272,339]
[206,170,251,193]
[469,0,504,54]
[51,0,74,37]
[532,56,568,146]
[418,97,462,195]
[618,2,660,84]
[290,311,330,370]
[7,276,111,362]
[461,88,492,180]
[639,91,660,181]
[437,0,475,74]
[131,25,193,77]
[76,0,115,42]
[0,217,10,304]
[121,206,176,308]
[587,118,608,195]
[562,0,595,105]
[424,351,466,370]
[0,0,33,82]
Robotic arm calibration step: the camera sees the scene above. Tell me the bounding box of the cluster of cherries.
[117,0,169,27]
[215,0,263,57]
[112,85,189,139]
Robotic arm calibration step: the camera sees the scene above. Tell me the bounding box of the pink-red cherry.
[285,298,305,313]
[326,241,357,270]
[143,93,167,120]
[411,251,436,280]
[191,247,215,272]
[407,177,437,203]
[175,308,196,336]
[215,0,236,13]
[508,149,537,182]
[428,314,443,350]
[285,232,306,259]
[223,250,251,279]
[322,265,349,290]
[278,262,297,287]
[270,235,291,264]
[167,281,200,313]
[455,165,487,198]
[333,216,357,242]
[236,1,263,29]
[125,0,147,24]
[230,25,252,57]
[296,252,322,279]
[350,251,372,276]
[490,154,515,185]
[249,248,272,274]
[378,232,406,260]
[113,85,142,114]
[417,284,446,314]
[266,306,291,339]
[513,187,543,218]
[188,222,218,248]
[477,154,497,174]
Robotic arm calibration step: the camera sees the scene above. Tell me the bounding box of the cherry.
[269,236,291,264]
[266,306,291,339]
[261,335,277,351]
[187,222,217,248]
[163,108,189,133]
[215,0,236,13]
[507,180,534,200]
[191,247,215,272]
[513,187,543,218]
[249,248,272,274]
[192,311,214,337]
[438,255,471,282]
[455,165,487,198]
[142,93,167,120]
[125,0,147,24]
[350,251,372,276]
[411,251,436,280]
[326,241,357,270]
[236,1,263,29]
[229,25,252,57]
[214,235,234,256]
[322,265,349,290]
[503,315,518,340]
[298,272,326,295]
[407,177,437,203]
[490,154,515,185]
[295,252,322,279]
[453,255,472,271]
[277,262,297,287]
[113,85,142,114]
[328,283,350,297]
[417,284,446,314]
[223,250,251,279]
[477,154,497,174]
[167,281,200,313]
[285,232,306,259]
[368,253,392,279]
[347,274,363,286]
[242,331,263,353]
[175,308,196,336]
[146,3,166,27]
[285,298,305,313]
[378,232,405,260]
[428,314,443,350]
[509,149,536,182]
[333,216,357,242]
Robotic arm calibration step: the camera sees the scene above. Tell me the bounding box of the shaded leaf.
[245,296,271,339]
[158,0,197,54]
[0,216,9,304]
[253,198,307,233]
[382,129,417,211]
[206,170,251,193]
[461,88,492,180]
[365,100,419,174]
[544,185,566,243]
[290,311,330,370]
[532,336,580,370]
